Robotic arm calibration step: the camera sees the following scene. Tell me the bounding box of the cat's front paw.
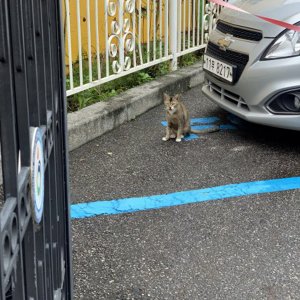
[162,137,169,141]
[176,138,182,142]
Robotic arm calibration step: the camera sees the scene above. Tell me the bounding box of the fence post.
[169,0,178,71]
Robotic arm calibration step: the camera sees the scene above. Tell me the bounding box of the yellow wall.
[63,0,170,64]
[63,0,198,65]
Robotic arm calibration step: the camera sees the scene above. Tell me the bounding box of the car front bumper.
[202,78,300,131]
[202,29,300,130]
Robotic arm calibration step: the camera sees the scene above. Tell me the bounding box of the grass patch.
[67,51,203,112]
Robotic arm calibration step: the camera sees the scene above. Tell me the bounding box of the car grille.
[206,42,249,84]
[207,80,249,111]
[216,20,263,41]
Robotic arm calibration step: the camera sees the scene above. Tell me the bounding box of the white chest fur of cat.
[162,93,219,142]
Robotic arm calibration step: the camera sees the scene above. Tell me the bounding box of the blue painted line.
[161,117,220,128]
[71,177,300,219]
[160,124,219,141]
[191,125,217,131]
[191,117,220,124]
[183,133,199,141]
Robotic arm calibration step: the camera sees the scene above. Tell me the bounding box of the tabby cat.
[162,93,219,142]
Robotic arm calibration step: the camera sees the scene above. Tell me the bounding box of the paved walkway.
[70,85,300,299]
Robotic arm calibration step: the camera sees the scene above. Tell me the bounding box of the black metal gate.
[0,0,72,299]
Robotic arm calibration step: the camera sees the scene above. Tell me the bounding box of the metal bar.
[53,0,73,295]
[5,0,27,194]
[43,156,54,298]
[201,0,205,44]
[10,2,39,298]
[66,55,173,96]
[188,0,191,48]
[37,261,45,298]
[34,0,48,125]
[193,0,196,47]
[159,0,162,58]
[153,0,156,60]
[183,0,186,50]
[87,0,92,82]
[48,0,63,293]
[13,243,26,300]
[41,11,57,285]
[164,0,168,56]
[95,0,101,79]
[76,0,83,85]
[29,1,49,298]
[177,0,181,53]
[147,0,150,62]
[22,0,40,127]
[23,222,38,299]
[197,0,200,45]
[0,0,20,265]
[119,0,124,71]
[169,0,178,70]
[132,0,137,67]
[105,0,109,76]
[176,43,206,56]
[138,0,143,64]
[6,0,31,168]
[41,0,55,113]
[65,0,74,89]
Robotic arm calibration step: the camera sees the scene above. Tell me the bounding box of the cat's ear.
[163,93,170,103]
[173,94,181,101]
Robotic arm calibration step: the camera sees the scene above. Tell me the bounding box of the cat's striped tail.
[190,125,220,134]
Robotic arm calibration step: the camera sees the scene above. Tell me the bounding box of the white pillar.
[119,0,125,71]
[169,0,178,71]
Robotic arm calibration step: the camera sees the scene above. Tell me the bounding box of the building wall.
[63,0,194,65]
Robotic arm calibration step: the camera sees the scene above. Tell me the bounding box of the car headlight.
[262,25,300,60]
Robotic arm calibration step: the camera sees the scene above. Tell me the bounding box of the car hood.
[219,0,300,37]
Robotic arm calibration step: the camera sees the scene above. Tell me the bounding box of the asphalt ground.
[0,185,3,210]
[70,84,300,299]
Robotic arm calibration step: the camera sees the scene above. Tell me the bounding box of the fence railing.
[64,0,222,96]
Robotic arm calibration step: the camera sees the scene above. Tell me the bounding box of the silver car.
[202,0,300,130]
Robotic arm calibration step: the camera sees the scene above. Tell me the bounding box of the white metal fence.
[64,0,222,96]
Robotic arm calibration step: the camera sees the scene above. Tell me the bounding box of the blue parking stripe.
[161,119,236,142]
[191,125,218,131]
[161,117,220,127]
[191,117,220,124]
[183,133,199,141]
[71,177,300,219]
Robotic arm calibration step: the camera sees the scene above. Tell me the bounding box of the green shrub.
[67,51,203,112]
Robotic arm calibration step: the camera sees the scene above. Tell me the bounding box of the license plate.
[203,54,234,83]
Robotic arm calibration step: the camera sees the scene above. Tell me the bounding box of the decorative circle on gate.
[30,127,45,224]
[107,0,135,74]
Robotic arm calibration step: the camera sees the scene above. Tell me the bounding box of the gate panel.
[0,0,72,299]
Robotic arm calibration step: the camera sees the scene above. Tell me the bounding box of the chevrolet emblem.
[217,34,234,51]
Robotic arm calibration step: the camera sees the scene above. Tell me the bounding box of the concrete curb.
[67,63,204,151]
